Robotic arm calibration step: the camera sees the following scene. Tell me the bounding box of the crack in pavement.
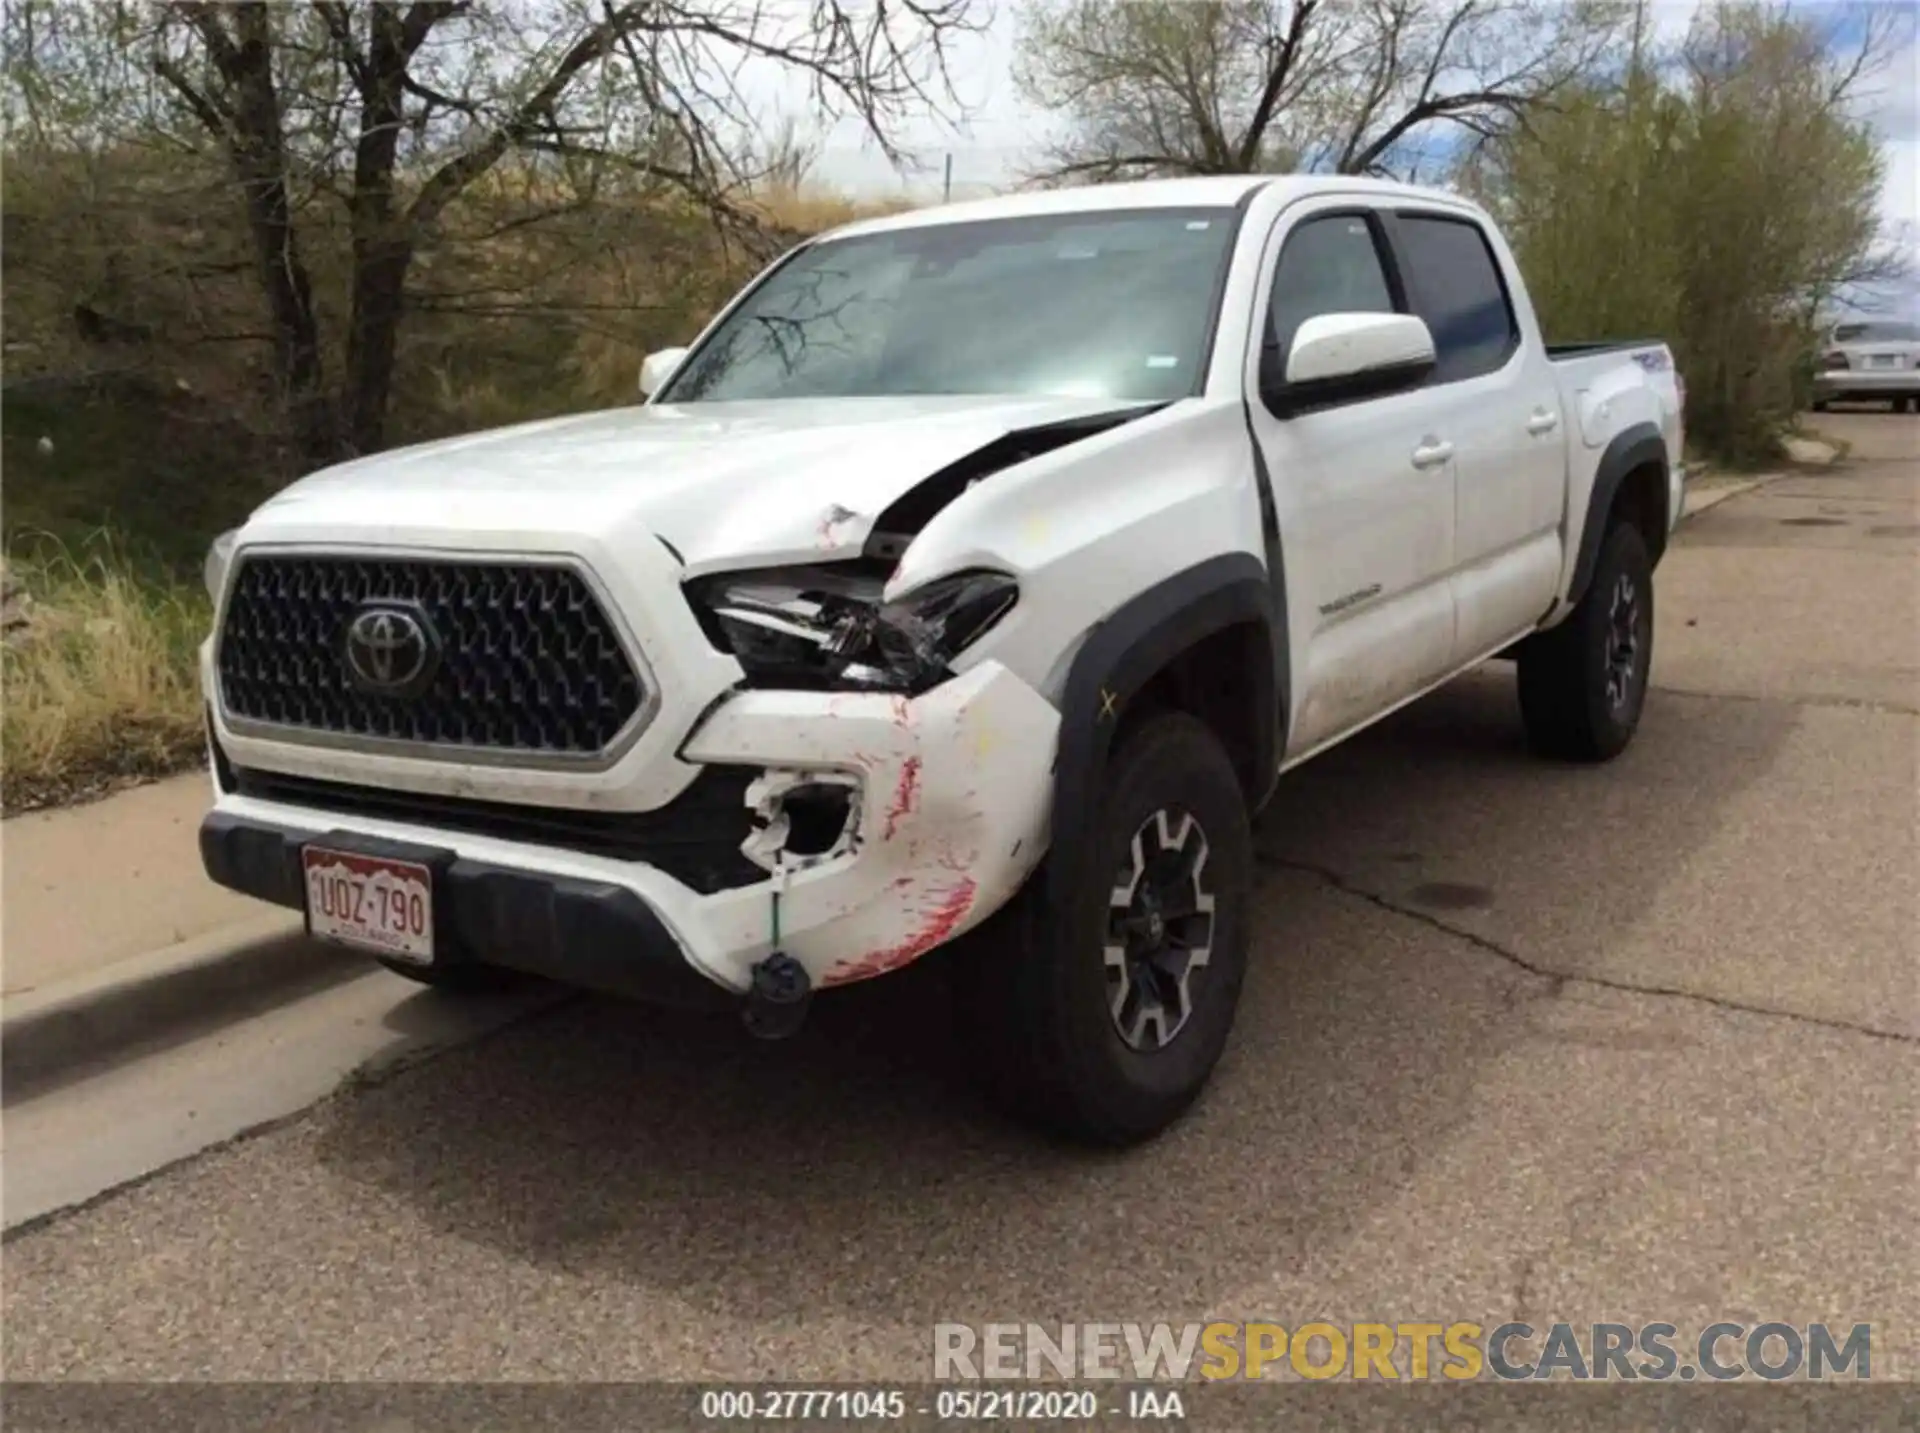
[1650,683,1919,717]
[1253,852,1916,1047]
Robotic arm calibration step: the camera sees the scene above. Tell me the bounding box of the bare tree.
[1016,0,1629,183]
[9,0,977,461]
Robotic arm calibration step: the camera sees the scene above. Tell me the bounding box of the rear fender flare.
[1567,422,1668,604]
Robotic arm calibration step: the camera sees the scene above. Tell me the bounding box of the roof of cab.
[818,174,1473,242]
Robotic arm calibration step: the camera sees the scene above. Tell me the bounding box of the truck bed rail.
[1546,339,1665,361]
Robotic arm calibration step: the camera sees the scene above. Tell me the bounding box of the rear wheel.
[1517,521,1654,762]
[956,713,1252,1145]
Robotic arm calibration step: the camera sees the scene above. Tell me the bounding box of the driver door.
[1243,203,1461,759]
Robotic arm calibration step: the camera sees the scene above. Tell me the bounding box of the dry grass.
[2,537,209,812]
[749,184,918,234]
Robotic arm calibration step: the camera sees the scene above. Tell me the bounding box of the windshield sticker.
[1186,221,1211,230]
[1146,355,1179,369]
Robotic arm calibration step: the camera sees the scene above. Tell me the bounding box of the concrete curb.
[1681,469,1781,521]
[2,913,365,1096]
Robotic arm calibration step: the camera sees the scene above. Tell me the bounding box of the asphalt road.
[5,415,1915,1401]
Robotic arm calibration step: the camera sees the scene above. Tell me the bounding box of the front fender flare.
[1046,553,1277,913]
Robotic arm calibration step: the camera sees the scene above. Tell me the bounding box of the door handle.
[1526,409,1560,436]
[1410,438,1454,470]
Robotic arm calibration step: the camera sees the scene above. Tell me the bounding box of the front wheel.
[955,713,1253,1146]
[1517,522,1655,762]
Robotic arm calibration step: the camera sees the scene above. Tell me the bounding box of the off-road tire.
[955,713,1253,1145]
[1518,521,1654,762]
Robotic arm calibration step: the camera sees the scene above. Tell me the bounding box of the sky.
[796,0,1919,316]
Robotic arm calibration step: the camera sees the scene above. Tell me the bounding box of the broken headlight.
[687,565,1018,693]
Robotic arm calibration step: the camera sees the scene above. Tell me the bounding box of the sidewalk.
[2,771,266,997]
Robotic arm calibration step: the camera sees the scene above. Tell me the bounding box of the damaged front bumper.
[200,661,1059,998]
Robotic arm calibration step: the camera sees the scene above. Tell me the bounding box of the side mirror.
[1266,312,1435,415]
[639,346,689,398]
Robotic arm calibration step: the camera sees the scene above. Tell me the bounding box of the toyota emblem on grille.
[343,604,439,697]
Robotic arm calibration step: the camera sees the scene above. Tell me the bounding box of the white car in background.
[1813,320,1920,412]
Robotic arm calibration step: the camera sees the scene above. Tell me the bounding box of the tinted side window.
[1266,213,1397,360]
[1395,215,1518,382]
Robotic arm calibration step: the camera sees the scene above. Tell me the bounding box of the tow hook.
[744,864,810,1039]
[743,952,812,1040]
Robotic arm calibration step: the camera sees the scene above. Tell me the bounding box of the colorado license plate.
[302,846,434,964]
[1871,354,1899,368]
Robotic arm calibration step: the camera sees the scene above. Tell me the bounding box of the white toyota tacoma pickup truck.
[199,175,1685,1144]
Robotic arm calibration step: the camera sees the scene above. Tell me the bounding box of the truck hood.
[251,393,1150,569]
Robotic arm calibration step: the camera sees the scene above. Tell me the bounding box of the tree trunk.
[339,4,417,458]
[233,160,332,463]
[223,7,335,464]
[343,245,411,457]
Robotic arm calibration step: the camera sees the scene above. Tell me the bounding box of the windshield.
[659,209,1238,404]
[1832,321,1919,344]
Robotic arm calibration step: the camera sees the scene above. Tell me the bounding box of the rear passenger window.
[1266,213,1397,360]
[1395,215,1518,382]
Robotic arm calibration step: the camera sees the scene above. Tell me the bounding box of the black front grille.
[230,764,768,894]
[217,554,644,755]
